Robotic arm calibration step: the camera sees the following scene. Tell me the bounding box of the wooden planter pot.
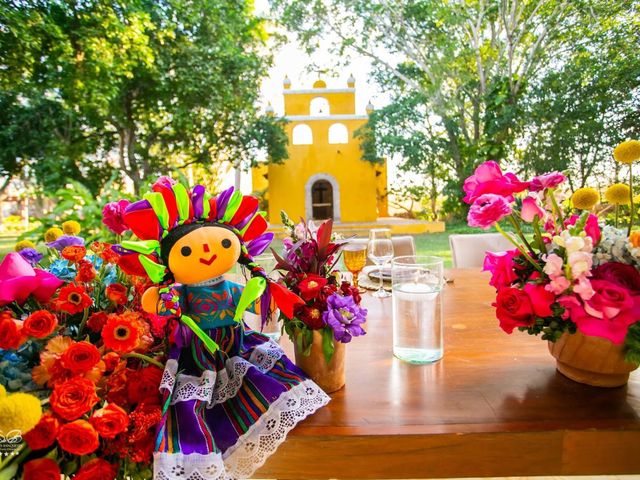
[294,330,346,393]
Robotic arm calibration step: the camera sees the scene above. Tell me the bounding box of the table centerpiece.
[464,140,640,387]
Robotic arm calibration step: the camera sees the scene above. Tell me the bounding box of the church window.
[328,123,349,144]
[292,124,313,145]
[311,180,334,220]
[310,97,330,116]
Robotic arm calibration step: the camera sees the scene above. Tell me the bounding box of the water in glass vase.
[392,282,443,364]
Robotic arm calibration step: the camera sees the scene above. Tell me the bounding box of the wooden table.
[255,269,640,479]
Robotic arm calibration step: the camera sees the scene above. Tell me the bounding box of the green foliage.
[624,322,640,365]
[1,0,286,194]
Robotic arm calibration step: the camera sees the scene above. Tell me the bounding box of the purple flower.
[529,172,566,192]
[322,293,367,343]
[18,248,43,266]
[46,235,85,251]
[102,199,131,235]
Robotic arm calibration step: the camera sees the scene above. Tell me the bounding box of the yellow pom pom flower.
[62,220,81,235]
[14,240,36,252]
[0,392,42,435]
[44,227,64,243]
[571,187,600,210]
[604,183,631,205]
[613,140,640,165]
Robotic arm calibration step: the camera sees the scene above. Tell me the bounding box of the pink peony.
[520,196,546,223]
[463,161,529,204]
[467,194,512,229]
[483,249,519,289]
[102,199,131,235]
[0,253,64,306]
[560,280,640,344]
[565,214,601,245]
[529,172,566,192]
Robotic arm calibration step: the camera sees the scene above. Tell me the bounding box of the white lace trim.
[159,340,285,406]
[190,276,225,287]
[154,379,330,480]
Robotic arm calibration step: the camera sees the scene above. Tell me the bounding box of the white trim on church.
[286,114,368,121]
[283,88,355,95]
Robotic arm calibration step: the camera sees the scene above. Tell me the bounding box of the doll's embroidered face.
[167,225,241,284]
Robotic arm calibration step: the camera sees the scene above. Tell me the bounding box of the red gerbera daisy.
[102,313,142,353]
[55,284,93,314]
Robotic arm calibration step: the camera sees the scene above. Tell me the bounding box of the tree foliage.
[0,0,287,194]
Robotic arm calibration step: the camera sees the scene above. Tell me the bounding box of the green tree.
[0,0,287,194]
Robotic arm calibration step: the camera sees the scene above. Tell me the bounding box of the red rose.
[90,403,130,438]
[105,283,129,305]
[593,262,640,294]
[74,458,118,480]
[87,311,109,332]
[23,413,59,450]
[0,312,25,349]
[297,275,328,301]
[22,310,58,339]
[23,458,60,480]
[561,280,640,344]
[57,419,99,455]
[493,287,535,333]
[522,283,556,318]
[128,365,163,404]
[60,341,101,374]
[50,376,99,420]
[75,259,97,283]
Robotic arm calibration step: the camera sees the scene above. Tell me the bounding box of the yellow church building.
[252,75,388,224]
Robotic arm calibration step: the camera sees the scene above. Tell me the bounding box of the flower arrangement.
[464,140,640,376]
[0,221,168,479]
[274,212,366,364]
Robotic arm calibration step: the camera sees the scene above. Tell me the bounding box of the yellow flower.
[571,187,600,210]
[62,220,81,235]
[14,240,35,252]
[44,227,64,243]
[613,140,640,164]
[604,183,631,205]
[630,231,640,248]
[0,392,42,435]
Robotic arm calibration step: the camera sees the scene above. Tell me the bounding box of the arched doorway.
[311,180,333,220]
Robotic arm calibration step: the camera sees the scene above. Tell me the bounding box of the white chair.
[348,235,416,266]
[449,233,514,268]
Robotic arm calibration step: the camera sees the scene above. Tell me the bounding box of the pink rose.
[523,283,555,317]
[467,194,512,229]
[463,161,529,204]
[102,199,131,235]
[560,280,640,344]
[493,287,535,333]
[529,172,566,192]
[483,249,519,289]
[565,214,601,245]
[592,262,640,294]
[520,196,546,223]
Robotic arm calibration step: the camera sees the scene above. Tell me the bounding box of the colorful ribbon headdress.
[113,178,303,326]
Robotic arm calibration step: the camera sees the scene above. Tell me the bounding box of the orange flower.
[102,313,142,353]
[102,351,121,372]
[61,245,87,262]
[23,413,59,450]
[75,259,97,282]
[55,284,93,314]
[74,458,118,480]
[50,376,99,421]
[105,283,129,305]
[91,241,120,264]
[22,310,58,339]
[23,458,60,480]
[57,419,99,455]
[60,341,101,374]
[630,231,640,249]
[90,403,130,438]
[0,311,26,349]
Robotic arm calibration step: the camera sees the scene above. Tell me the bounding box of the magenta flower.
[529,172,566,192]
[102,199,131,235]
[565,214,601,245]
[483,249,519,289]
[463,161,529,204]
[467,194,513,229]
[0,252,64,306]
[322,293,367,343]
[152,176,177,189]
[520,196,546,223]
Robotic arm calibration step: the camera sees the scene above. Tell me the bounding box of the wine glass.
[343,244,367,292]
[367,229,393,298]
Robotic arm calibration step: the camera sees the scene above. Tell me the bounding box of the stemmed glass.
[367,228,393,298]
[343,244,367,292]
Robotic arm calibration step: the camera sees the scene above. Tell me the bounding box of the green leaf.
[322,327,335,364]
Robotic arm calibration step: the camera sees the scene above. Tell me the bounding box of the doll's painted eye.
[221,239,232,249]
[181,246,192,257]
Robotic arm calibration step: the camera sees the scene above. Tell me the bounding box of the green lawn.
[0,236,17,256]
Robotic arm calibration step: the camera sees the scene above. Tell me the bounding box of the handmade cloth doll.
[113,179,330,480]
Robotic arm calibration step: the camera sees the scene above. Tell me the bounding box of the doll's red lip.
[199,254,217,266]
